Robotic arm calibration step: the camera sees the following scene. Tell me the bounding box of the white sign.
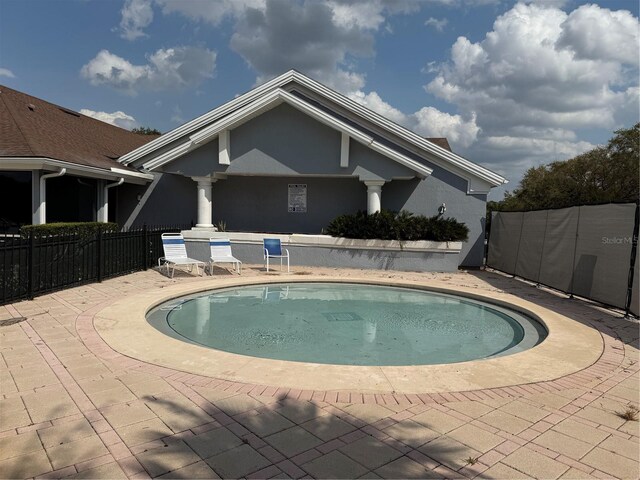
[288,184,307,213]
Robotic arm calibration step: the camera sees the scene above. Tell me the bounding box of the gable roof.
[144,88,433,178]
[119,70,507,190]
[0,85,156,172]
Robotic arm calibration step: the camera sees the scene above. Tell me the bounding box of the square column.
[192,176,215,228]
[364,180,385,214]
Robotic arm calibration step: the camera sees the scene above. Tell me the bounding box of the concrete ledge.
[93,275,603,394]
[182,229,462,272]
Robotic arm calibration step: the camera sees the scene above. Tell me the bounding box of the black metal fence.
[0,225,190,305]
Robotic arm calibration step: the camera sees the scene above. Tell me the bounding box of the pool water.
[147,283,547,366]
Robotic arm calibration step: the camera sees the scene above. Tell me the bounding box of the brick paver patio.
[0,266,638,479]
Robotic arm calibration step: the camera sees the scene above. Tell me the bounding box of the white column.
[364,181,384,214]
[218,129,230,165]
[193,177,214,228]
[32,171,42,225]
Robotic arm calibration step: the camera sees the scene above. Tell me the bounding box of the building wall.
[125,103,488,266]
[383,177,487,267]
[115,173,196,227]
[162,104,416,182]
[212,176,365,233]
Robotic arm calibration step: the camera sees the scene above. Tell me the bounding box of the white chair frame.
[159,233,205,278]
[208,238,242,274]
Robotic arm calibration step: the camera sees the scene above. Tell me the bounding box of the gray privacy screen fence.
[487,203,639,316]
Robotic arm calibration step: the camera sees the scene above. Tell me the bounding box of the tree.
[496,123,639,211]
[131,126,162,135]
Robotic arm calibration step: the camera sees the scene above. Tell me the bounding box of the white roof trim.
[143,89,433,178]
[189,89,372,146]
[0,157,153,184]
[119,74,296,166]
[120,70,505,187]
[142,141,194,171]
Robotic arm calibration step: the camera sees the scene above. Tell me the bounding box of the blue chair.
[263,238,290,272]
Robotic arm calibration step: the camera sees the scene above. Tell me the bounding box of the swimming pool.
[147,282,547,366]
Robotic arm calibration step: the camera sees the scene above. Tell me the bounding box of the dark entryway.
[0,171,31,232]
[47,175,97,223]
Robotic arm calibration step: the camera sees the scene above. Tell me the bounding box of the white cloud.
[170,105,185,123]
[118,0,154,40]
[349,91,408,124]
[557,4,639,66]
[153,0,417,94]
[326,0,420,30]
[80,109,138,130]
[0,68,15,78]
[425,17,448,32]
[348,90,479,148]
[422,1,638,181]
[413,107,479,147]
[156,0,264,26]
[229,1,374,93]
[81,47,216,94]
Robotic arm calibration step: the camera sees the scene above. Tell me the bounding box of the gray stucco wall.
[115,173,196,227]
[162,104,416,182]
[212,176,365,233]
[182,239,460,273]
[383,177,487,268]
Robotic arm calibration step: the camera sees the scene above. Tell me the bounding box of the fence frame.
[0,224,191,305]
[487,202,639,317]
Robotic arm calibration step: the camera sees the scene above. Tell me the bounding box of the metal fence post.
[143,224,149,270]
[568,206,581,299]
[96,230,103,282]
[624,202,639,317]
[27,231,35,300]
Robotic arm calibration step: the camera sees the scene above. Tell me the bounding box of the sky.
[0,0,638,199]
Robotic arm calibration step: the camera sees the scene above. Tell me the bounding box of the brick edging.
[75,308,630,407]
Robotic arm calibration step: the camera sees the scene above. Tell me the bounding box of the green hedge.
[20,222,119,239]
[325,210,469,242]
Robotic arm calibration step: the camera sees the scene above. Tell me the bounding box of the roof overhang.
[118,70,507,190]
[142,89,433,178]
[0,157,154,185]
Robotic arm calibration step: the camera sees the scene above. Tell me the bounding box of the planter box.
[182,229,462,272]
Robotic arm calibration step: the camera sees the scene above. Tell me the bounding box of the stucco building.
[1,71,507,267]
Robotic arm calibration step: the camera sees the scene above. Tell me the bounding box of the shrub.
[325,210,469,242]
[20,222,119,239]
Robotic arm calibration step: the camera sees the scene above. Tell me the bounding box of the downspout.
[38,168,66,224]
[102,178,124,223]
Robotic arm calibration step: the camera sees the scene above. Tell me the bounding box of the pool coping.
[87,275,605,395]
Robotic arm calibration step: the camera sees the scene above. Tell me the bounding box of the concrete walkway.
[0,267,638,479]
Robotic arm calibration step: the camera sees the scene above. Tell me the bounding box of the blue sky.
[1,0,638,199]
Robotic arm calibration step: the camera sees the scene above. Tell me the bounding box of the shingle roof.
[0,85,157,171]
[425,138,452,152]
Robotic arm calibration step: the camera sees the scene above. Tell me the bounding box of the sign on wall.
[288,184,307,213]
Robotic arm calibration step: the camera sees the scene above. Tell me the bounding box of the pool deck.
[0,266,638,479]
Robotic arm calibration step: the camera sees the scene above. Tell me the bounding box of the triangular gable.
[142,88,433,178]
[119,70,507,190]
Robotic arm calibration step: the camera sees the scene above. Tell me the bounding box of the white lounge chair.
[208,238,242,274]
[158,233,205,278]
[263,238,290,272]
